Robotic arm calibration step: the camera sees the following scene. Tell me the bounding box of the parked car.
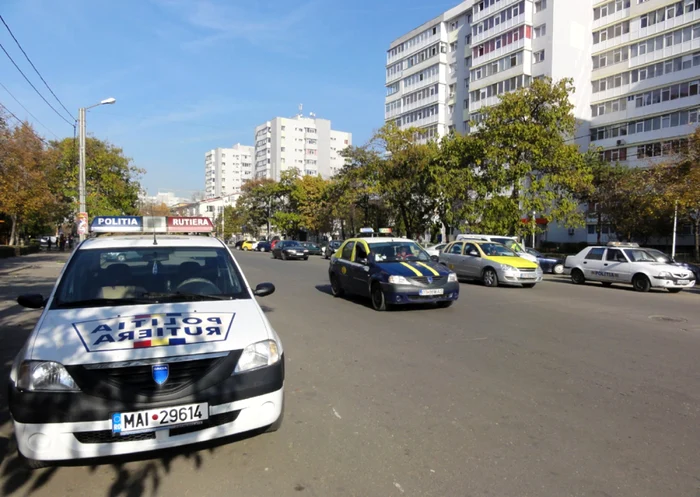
[564,242,695,293]
[323,240,343,259]
[271,239,281,250]
[241,240,258,251]
[272,240,309,260]
[234,240,244,250]
[424,243,447,257]
[256,241,272,252]
[300,242,322,256]
[455,234,538,263]
[642,248,700,281]
[525,248,565,274]
[440,240,542,288]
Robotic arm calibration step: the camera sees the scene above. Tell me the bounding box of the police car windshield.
[53,246,250,308]
[480,243,517,257]
[623,249,657,262]
[371,242,430,262]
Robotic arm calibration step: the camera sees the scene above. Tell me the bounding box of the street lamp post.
[531,211,537,249]
[78,97,116,241]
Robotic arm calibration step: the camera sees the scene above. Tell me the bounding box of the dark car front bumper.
[380,281,460,304]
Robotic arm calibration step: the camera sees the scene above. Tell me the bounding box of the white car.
[564,242,696,293]
[455,234,537,263]
[424,243,447,257]
[10,215,284,468]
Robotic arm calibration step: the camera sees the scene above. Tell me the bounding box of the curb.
[0,265,32,276]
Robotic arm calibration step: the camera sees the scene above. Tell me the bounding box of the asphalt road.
[1,250,699,497]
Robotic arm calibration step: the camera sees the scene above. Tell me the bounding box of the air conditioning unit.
[617,139,626,146]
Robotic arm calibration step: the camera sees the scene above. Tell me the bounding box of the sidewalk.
[0,251,70,275]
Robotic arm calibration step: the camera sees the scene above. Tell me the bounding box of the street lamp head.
[100,97,116,105]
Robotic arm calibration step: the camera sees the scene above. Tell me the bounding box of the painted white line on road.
[332,407,342,419]
[394,482,405,493]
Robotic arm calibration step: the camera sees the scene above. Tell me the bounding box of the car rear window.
[585,248,605,260]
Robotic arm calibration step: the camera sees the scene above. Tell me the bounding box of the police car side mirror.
[17,294,46,309]
[253,282,275,297]
[430,255,439,262]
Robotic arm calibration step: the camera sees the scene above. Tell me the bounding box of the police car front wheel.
[371,283,387,311]
[330,274,344,297]
[633,274,651,292]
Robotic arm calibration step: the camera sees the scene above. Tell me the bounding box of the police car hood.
[29,300,271,366]
[379,260,450,277]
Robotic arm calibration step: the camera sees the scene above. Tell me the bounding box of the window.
[533,50,545,63]
[535,0,546,12]
[534,24,546,38]
[449,242,464,254]
[585,248,605,260]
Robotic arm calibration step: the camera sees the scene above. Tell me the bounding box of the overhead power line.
[0,15,75,121]
[0,80,59,139]
[0,101,49,144]
[0,40,75,127]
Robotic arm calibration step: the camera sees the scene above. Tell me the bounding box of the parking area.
[1,249,699,497]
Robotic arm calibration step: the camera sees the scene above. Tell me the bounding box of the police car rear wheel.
[330,274,344,297]
[371,283,387,311]
[571,269,585,285]
[633,274,651,292]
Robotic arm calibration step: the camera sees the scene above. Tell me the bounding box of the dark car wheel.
[632,274,651,292]
[571,269,585,285]
[371,283,387,311]
[281,252,287,260]
[303,256,309,261]
[482,268,499,287]
[330,274,344,297]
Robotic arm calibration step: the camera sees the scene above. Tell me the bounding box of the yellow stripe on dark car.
[415,261,440,276]
[400,262,423,276]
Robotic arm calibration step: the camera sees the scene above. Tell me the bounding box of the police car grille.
[412,276,447,285]
[74,430,155,444]
[95,358,224,395]
[518,268,536,272]
[169,410,240,436]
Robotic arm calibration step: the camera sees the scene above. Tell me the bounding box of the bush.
[0,245,41,258]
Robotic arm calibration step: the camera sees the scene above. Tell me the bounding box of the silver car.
[439,240,543,288]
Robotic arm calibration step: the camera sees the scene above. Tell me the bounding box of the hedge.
[0,244,41,259]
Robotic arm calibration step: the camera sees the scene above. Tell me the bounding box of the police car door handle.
[583,261,587,264]
[604,263,609,266]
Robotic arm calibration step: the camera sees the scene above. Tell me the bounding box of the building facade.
[253,114,352,181]
[386,0,700,245]
[204,143,254,199]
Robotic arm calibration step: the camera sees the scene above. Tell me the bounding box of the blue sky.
[1,0,456,197]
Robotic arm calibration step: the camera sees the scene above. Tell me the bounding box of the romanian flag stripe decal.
[400,262,423,276]
[133,338,187,348]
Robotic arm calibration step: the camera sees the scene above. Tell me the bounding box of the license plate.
[677,280,689,285]
[112,403,208,435]
[419,288,444,296]
[520,273,537,279]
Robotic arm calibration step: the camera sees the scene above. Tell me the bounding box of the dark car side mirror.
[253,282,275,297]
[17,294,46,309]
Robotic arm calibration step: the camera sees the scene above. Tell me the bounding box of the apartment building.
[253,114,352,181]
[204,143,254,199]
[387,0,700,245]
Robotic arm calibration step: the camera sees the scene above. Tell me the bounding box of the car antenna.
[150,204,158,246]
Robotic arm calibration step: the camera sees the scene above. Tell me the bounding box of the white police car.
[9,215,284,467]
[564,242,696,293]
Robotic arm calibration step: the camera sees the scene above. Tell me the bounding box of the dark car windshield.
[52,246,250,308]
[479,243,518,257]
[370,241,430,263]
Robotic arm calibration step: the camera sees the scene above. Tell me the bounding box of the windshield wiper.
[139,291,237,301]
[53,297,153,309]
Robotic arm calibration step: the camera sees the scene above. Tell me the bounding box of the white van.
[455,234,538,263]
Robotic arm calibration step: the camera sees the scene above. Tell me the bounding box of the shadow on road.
[543,277,698,294]
[314,284,456,312]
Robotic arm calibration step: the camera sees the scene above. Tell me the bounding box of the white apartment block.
[204,143,254,199]
[253,114,352,181]
[387,0,700,245]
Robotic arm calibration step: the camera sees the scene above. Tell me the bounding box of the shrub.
[0,245,41,258]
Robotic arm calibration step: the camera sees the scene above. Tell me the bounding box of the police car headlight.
[388,275,412,285]
[448,273,458,282]
[657,271,671,279]
[17,361,80,392]
[234,340,280,373]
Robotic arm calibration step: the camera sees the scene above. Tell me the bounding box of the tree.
[139,202,171,216]
[0,119,57,245]
[49,137,144,219]
[236,178,278,236]
[292,174,333,236]
[215,205,243,241]
[475,77,592,236]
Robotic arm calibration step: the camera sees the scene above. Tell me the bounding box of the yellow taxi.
[241,240,257,251]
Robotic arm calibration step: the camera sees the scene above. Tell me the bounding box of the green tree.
[49,137,143,220]
[292,174,333,236]
[0,119,57,244]
[235,178,278,236]
[215,205,243,241]
[475,77,592,236]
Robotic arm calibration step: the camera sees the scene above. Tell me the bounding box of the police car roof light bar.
[90,216,215,235]
[359,227,374,233]
[606,241,640,248]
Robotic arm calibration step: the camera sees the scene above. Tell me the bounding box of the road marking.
[332,407,342,419]
[394,482,405,493]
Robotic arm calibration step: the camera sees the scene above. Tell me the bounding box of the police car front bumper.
[9,356,284,462]
[652,276,696,289]
[380,281,460,304]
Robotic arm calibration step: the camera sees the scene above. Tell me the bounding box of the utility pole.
[78,107,86,242]
[531,211,536,249]
[672,200,678,259]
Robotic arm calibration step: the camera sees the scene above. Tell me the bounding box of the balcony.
[592,122,697,149]
[591,63,699,102]
[470,59,531,92]
[402,93,440,113]
[472,37,528,66]
[386,68,404,84]
[387,33,440,64]
[473,0,521,23]
[630,38,700,68]
[473,12,528,45]
[469,93,503,112]
[592,94,700,126]
[592,8,631,31]
[403,72,441,93]
[591,33,631,54]
[632,8,700,42]
[400,113,439,129]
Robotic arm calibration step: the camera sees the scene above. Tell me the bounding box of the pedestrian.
[68,236,74,250]
[47,238,52,251]
[59,234,66,252]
